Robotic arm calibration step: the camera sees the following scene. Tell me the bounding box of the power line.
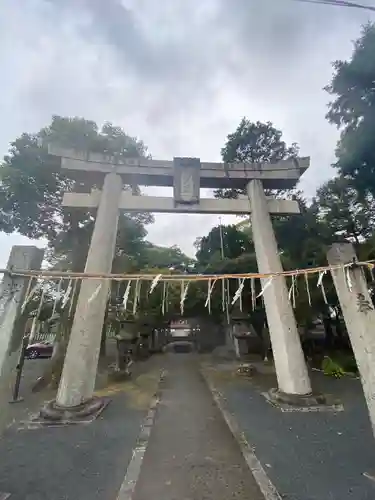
[291,0,375,12]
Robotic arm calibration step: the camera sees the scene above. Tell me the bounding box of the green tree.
[273,195,333,269]
[195,224,253,267]
[138,244,194,272]
[215,117,338,270]
[325,23,375,198]
[215,118,299,199]
[313,176,375,246]
[0,116,153,269]
[194,224,258,319]
[0,116,156,390]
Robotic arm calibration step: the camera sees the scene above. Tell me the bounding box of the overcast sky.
[0,0,373,266]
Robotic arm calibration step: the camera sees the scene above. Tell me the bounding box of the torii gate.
[42,146,316,420]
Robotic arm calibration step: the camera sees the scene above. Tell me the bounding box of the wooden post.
[327,243,375,436]
[0,246,44,433]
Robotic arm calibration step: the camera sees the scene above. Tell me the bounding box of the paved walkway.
[6,352,374,499]
[203,360,375,500]
[133,354,263,500]
[0,358,162,500]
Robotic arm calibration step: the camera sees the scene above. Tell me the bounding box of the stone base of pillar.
[36,396,110,425]
[268,388,326,407]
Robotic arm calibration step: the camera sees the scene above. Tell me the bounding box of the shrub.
[322,357,345,379]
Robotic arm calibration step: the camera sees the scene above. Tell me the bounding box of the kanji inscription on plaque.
[173,157,201,205]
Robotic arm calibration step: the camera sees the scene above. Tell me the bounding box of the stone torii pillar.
[0,246,44,432]
[248,180,318,404]
[327,243,375,436]
[41,171,123,421]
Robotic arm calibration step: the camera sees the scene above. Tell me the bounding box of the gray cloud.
[46,0,158,74]
[0,0,374,263]
[45,0,371,91]
[216,0,366,54]
[213,0,370,97]
[8,0,371,127]
[43,0,225,101]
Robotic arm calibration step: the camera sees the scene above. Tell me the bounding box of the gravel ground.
[203,362,375,500]
[133,353,264,500]
[0,356,162,500]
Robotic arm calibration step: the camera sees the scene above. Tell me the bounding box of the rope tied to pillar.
[4,258,375,282]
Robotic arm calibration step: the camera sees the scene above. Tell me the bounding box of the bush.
[322,357,345,379]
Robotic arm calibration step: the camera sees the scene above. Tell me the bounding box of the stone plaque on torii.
[43,144,314,420]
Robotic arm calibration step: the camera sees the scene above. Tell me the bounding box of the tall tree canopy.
[214,118,329,269]
[215,118,299,199]
[312,176,375,246]
[273,197,331,270]
[0,116,154,271]
[0,116,196,387]
[325,23,375,199]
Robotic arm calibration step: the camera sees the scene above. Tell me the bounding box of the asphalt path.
[0,355,162,500]
[133,354,264,500]
[204,362,375,500]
